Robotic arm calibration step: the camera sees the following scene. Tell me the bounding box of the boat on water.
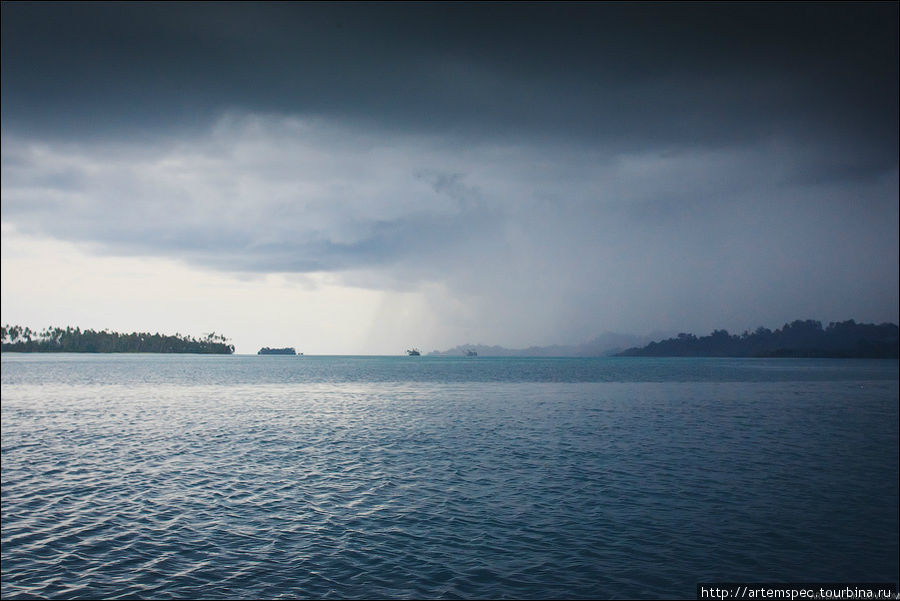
[466,349,478,356]
[407,348,421,356]
[258,347,297,355]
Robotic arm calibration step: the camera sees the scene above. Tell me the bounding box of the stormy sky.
[2,2,897,354]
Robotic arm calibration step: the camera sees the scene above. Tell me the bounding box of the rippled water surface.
[2,355,898,599]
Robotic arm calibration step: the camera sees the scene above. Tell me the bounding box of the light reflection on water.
[2,355,898,599]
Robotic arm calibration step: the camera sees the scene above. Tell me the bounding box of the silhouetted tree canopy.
[1,325,234,354]
[617,320,898,358]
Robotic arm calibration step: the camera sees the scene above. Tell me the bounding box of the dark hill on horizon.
[431,332,666,357]
[616,319,898,358]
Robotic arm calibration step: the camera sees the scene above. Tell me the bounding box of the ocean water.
[2,354,898,599]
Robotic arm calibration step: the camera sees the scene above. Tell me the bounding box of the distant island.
[1,325,235,354]
[430,332,661,357]
[431,321,899,359]
[258,347,297,355]
[616,320,898,358]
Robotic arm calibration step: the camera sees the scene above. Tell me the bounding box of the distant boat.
[407,348,421,356]
[465,349,478,357]
[258,347,297,355]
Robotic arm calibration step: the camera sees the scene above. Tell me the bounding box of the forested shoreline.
[1,325,234,354]
[617,320,898,358]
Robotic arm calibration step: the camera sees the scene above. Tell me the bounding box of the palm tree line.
[1,325,234,354]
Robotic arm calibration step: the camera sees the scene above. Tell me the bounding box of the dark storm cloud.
[2,3,897,339]
[3,3,897,160]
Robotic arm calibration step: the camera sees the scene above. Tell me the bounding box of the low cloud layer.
[3,113,896,342]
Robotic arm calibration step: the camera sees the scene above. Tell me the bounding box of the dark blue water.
[2,355,898,599]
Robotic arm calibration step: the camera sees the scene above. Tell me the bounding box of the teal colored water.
[2,355,898,599]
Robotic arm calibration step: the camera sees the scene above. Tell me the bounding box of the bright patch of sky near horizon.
[2,3,897,353]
